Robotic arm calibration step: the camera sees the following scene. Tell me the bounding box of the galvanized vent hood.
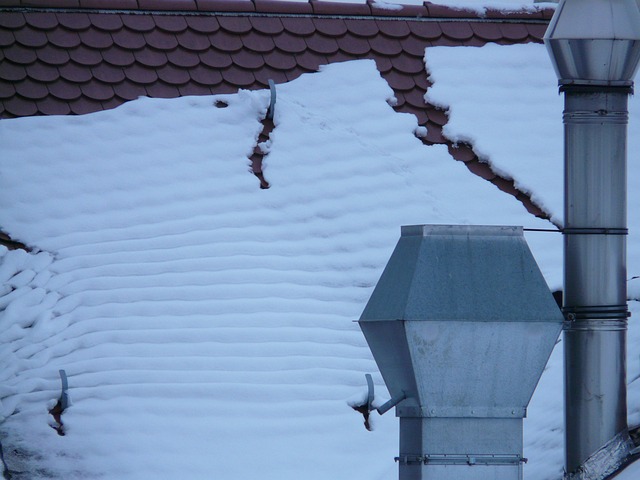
[544,0,640,85]
[359,225,563,418]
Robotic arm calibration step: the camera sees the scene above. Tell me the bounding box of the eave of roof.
[0,0,555,219]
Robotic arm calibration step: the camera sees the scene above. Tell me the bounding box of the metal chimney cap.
[544,0,640,85]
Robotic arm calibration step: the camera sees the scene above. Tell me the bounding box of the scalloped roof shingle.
[0,0,554,221]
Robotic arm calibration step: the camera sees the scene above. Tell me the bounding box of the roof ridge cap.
[0,0,554,20]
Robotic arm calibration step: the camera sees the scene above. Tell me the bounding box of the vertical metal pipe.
[562,86,630,473]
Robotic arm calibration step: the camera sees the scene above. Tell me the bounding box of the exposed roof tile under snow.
[0,0,554,220]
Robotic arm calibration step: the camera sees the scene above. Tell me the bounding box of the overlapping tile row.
[0,6,551,217]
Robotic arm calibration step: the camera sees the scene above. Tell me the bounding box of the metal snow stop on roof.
[359,225,563,480]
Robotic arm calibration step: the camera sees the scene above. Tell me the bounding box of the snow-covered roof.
[2,1,640,479]
[0,0,554,220]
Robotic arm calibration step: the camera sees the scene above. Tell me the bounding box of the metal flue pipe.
[544,0,640,477]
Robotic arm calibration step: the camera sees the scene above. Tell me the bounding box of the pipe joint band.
[395,454,526,466]
[560,83,634,94]
[563,305,629,329]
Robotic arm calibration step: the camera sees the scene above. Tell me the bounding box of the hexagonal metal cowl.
[544,0,640,85]
[359,225,563,419]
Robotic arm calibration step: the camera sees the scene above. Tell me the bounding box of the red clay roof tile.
[284,65,308,81]
[281,17,315,36]
[294,50,325,71]
[465,160,497,180]
[526,24,547,41]
[113,79,148,100]
[221,65,255,86]
[25,61,59,82]
[15,77,49,99]
[124,64,159,84]
[373,55,392,73]
[498,23,530,42]
[69,95,104,115]
[391,53,424,74]
[241,30,275,53]
[56,13,92,31]
[491,176,520,196]
[100,96,124,110]
[408,21,442,40]
[274,31,307,54]
[68,44,103,65]
[336,34,370,56]
[102,46,135,66]
[253,64,288,87]
[111,28,146,50]
[14,26,48,48]
[59,62,93,82]
[154,15,189,33]
[199,48,233,68]
[189,64,223,85]
[176,29,212,51]
[48,79,83,100]
[79,28,113,49]
[92,63,126,83]
[440,22,474,41]
[400,35,431,58]
[448,143,475,162]
[4,43,37,63]
[402,86,427,108]
[423,121,446,144]
[381,69,415,91]
[345,19,378,38]
[81,79,115,100]
[211,30,243,52]
[427,107,447,126]
[399,104,429,126]
[25,12,59,30]
[167,47,201,67]
[145,80,180,98]
[470,22,505,42]
[36,44,70,65]
[413,72,429,90]
[0,12,25,29]
[314,18,348,37]
[48,29,82,49]
[133,48,168,67]
[369,35,402,56]
[231,49,265,69]
[377,20,411,39]
[218,16,253,34]
[305,34,339,55]
[3,95,38,116]
[185,16,220,34]
[121,14,156,32]
[88,13,124,31]
[264,48,297,70]
[1,61,26,81]
[0,29,14,47]
[36,95,71,115]
[250,16,284,35]
[0,82,15,99]
[144,30,179,50]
